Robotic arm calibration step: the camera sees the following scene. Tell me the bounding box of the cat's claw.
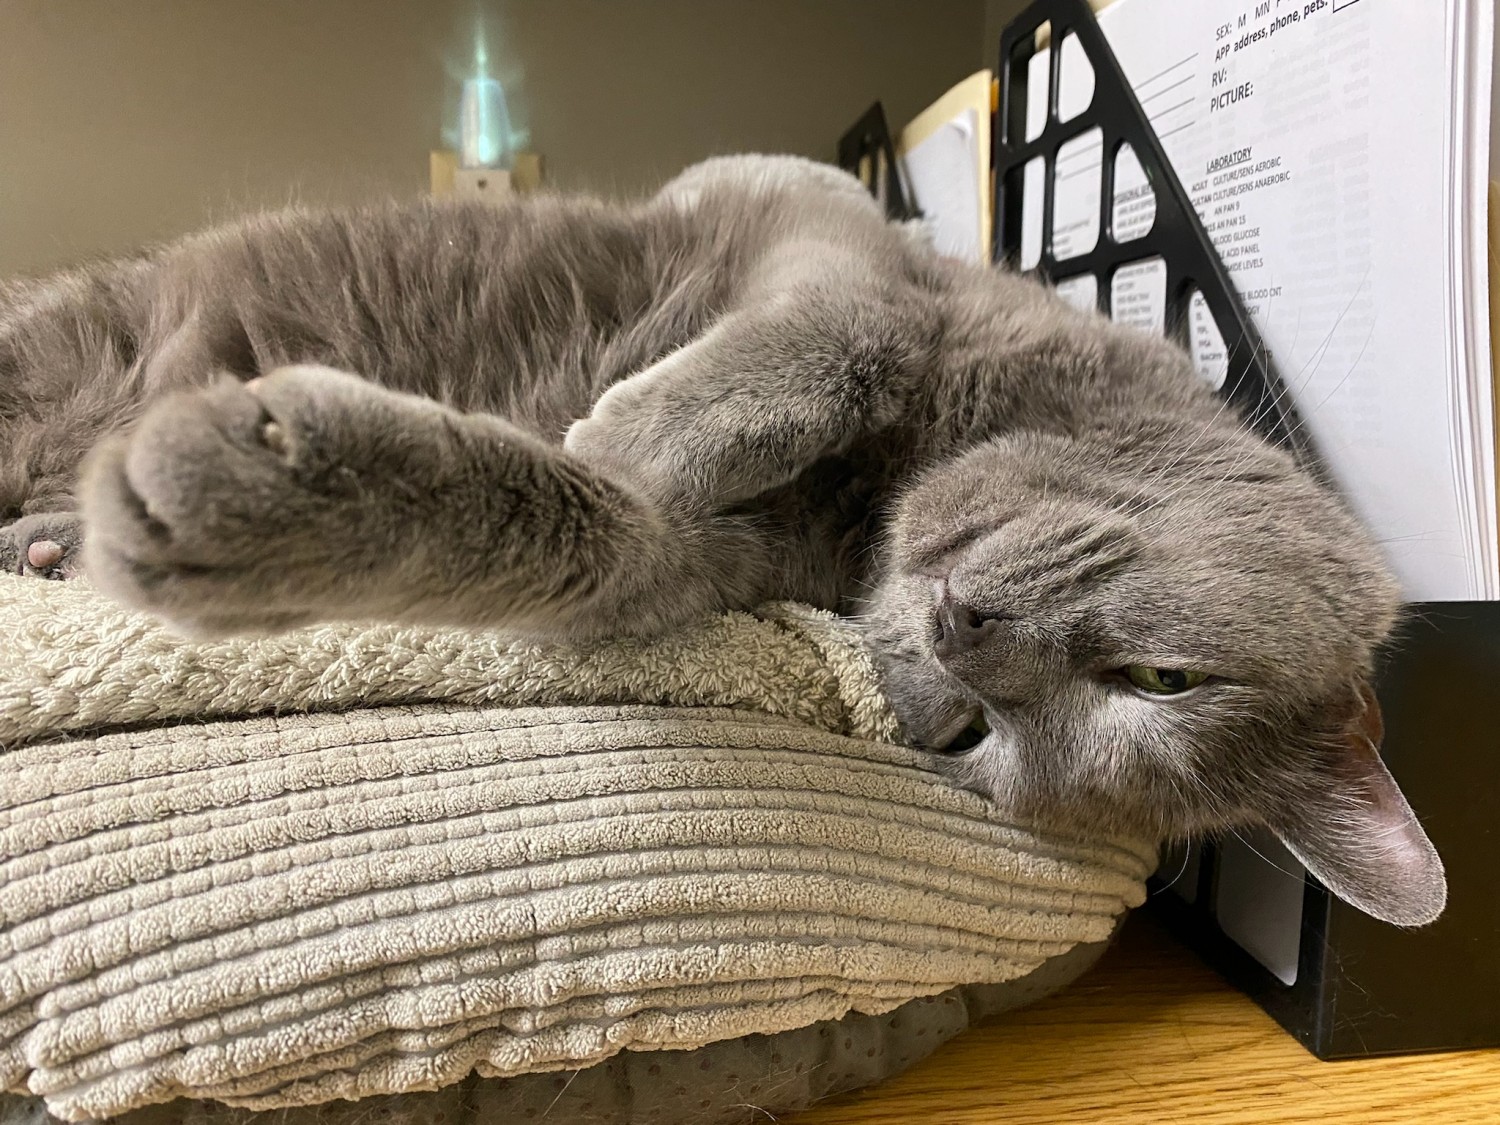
[0,513,84,580]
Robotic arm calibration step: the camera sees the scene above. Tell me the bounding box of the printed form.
[1029,0,1495,601]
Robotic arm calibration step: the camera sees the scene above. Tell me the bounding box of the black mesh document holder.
[836,102,921,222]
[993,0,1310,461]
[990,0,1499,1060]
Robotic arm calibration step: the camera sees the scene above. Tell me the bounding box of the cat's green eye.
[1123,666,1209,695]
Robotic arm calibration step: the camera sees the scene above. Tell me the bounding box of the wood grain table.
[795,912,1500,1124]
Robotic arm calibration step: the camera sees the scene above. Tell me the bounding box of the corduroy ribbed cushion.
[0,940,1114,1125]
[0,580,1153,1122]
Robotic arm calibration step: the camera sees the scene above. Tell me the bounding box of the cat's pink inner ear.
[1352,678,1384,750]
[1341,682,1409,826]
[1271,680,1447,928]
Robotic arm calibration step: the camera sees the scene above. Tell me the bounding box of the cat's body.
[0,159,1211,603]
[4,160,912,607]
[0,156,1444,925]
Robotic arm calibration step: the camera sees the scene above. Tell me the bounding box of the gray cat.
[0,155,1442,926]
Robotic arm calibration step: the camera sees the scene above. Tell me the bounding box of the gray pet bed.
[0,580,1151,1124]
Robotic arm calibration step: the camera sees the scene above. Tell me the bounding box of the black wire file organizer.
[836,101,921,222]
[994,0,1495,1061]
[993,0,1310,462]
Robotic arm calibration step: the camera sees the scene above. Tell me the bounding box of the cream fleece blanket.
[0,578,1153,1122]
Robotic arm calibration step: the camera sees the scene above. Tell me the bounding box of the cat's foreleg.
[78,365,765,639]
[564,243,933,504]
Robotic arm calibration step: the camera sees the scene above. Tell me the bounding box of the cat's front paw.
[0,512,84,579]
[79,365,403,635]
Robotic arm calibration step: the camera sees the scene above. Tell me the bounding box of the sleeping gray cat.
[0,155,1442,926]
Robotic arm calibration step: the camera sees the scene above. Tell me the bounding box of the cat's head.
[866,396,1444,927]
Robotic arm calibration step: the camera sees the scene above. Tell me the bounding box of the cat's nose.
[933,592,1009,659]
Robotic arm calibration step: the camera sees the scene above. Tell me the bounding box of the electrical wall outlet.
[430,150,543,202]
[453,166,511,201]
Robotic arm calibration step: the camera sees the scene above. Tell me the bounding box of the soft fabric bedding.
[0,579,1151,1122]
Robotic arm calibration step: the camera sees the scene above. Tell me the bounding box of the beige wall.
[0,0,987,277]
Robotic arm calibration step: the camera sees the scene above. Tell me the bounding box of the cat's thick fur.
[0,156,1443,925]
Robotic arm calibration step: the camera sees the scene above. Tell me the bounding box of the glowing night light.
[459,77,514,169]
[459,28,514,169]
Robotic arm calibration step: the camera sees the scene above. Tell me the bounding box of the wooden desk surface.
[796,912,1500,1125]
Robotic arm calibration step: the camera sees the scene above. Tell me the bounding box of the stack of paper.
[898,0,1497,602]
[897,71,993,264]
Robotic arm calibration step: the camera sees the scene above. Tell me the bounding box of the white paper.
[1055,273,1099,312]
[1052,127,1104,260]
[1214,828,1306,987]
[1110,256,1166,335]
[1033,0,1496,601]
[903,109,986,264]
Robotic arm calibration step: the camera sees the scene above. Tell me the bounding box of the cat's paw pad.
[0,513,84,580]
[563,365,675,466]
[79,365,390,633]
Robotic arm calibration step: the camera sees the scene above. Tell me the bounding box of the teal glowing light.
[457,18,514,168]
[460,76,513,168]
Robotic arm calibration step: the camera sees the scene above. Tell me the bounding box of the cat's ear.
[1267,681,1446,927]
